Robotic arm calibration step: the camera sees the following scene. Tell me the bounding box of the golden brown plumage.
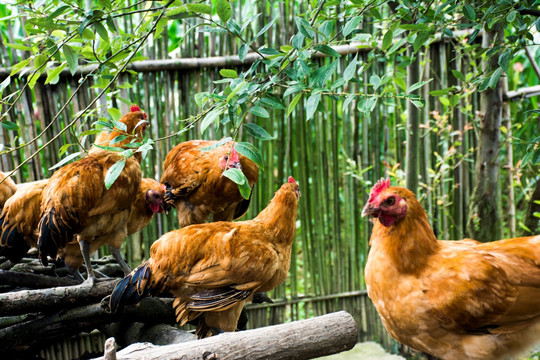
[110,177,300,337]
[363,179,540,360]
[38,106,149,286]
[57,178,165,277]
[0,180,48,262]
[0,171,17,209]
[160,140,259,227]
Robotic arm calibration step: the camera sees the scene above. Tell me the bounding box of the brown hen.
[110,177,300,338]
[160,140,259,227]
[363,178,540,360]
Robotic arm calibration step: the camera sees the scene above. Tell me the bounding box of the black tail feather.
[0,214,31,263]
[37,208,74,266]
[109,262,153,313]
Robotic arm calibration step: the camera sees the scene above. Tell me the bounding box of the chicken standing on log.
[110,177,300,338]
[37,105,149,286]
[363,178,540,360]
[160,140,259,227]
[57,178,165,281]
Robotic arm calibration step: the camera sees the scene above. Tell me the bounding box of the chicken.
[109,177,300,338]
[362,178,540,360]
[0,180,48,262]
[0,171,17,209]
[38,105,149,286]
[160,140,259,227]
[57,178,165,279]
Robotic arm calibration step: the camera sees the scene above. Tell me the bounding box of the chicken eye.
[385,197,396,206]
[224,156,229,161]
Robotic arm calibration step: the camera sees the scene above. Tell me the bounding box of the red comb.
[288,176,296,184]
[369,178,391,202]
[130,104,141,112]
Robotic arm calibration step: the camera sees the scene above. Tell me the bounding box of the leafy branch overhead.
[1,0,540,189]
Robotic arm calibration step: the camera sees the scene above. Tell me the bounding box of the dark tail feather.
[0,215,30,263]
[109,262,153,313]
[37,208,74,266]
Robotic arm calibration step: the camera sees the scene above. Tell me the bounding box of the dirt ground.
[317,342,406,360]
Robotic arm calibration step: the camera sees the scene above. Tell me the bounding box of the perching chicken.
[0,171,17,209]
[0,180,48,262]
[160,140,259,227]
[38,105,149,286]
[57,178,165,279]
[109,177,300,338]
[362,178,540,360]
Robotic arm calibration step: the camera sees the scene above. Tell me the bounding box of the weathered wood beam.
[0,297,176,353]
[0,269,79,288]
[94,311,358,360]
[0,278,118,316]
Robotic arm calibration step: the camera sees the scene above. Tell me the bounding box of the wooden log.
[101,322,196,347]
[0,278,119,316]
[0,297,176,352]
[0,269,80,288]
[95,311,358,360]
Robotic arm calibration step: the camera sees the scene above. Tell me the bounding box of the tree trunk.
[95,311,358,360]
[405,42,421,194]
[467,23,504,241]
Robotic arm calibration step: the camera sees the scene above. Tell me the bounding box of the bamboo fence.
[0,1,538,358]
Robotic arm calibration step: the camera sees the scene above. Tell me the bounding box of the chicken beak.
[361,203,379,217]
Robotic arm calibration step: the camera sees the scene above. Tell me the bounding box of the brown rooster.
[0,171,17,209]
[57,178,165,280]
[363,178,540,360]
[0,180,48,262]
[160,140,259,227]
[109,177,300,338]
[38,105,149,286]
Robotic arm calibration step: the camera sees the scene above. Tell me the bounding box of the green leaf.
[166,6,188,19]
[82,28,95,40]
[63,44,78,75]
[186,3,212,14]
[313,44,341,57]
[283,84,304,98]
[429,87,453,96]
[49,152,82,170]
[244,123,274,140]
[451,69,465,81]
[343,55,357,81]
[463,4,475,21]
[27,72,41,90]
[408,79,432,93]
[45,62,67,85]
[94,21,109,43]
[239,44,248,62]
[249,106,270,118]
[34,54,48,69]
[1,120,19,131]
[487,67,503,89]
[6,43,32,51]
[235,142,264,168]
[382,29,393,51]
[498,50,511,71]
[343,16,361,37]
[0,76,10,98]
[216,0,232,22]
[223,168,251,199]
[506,10,517,23]
[10,57,32,76]
[370,74,381,90]
[105,160,126,189]
[413,31,431,52]
[220,69,238,78]
[108,108,122,122]
[112,120,127,132]
[200,107,222,133]
[288,93,302,117]
[255,17,276,38]
[259,96,285,110]
[306,93,321,121]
